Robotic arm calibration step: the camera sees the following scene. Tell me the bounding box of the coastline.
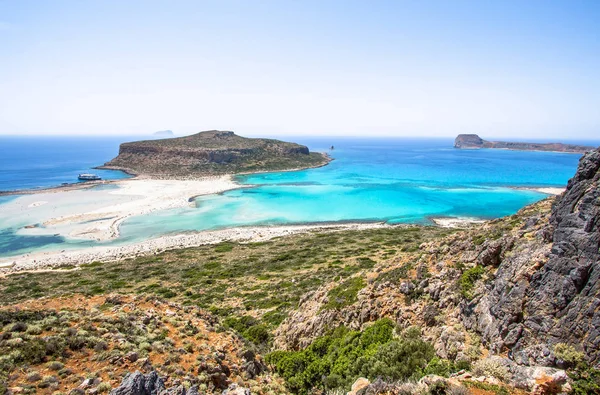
[456,147,590,155]
[0,152,568,272]
[3,176,241,242]
[511,186,565,195]
[0,222,391,273]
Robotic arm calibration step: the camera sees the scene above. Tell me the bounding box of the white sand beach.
[531,187,565,195]
[510,186,566,196]
[430,217,487,228]
[0,176,239,242]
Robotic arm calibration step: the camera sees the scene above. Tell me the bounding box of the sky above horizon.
[0,0,599,138]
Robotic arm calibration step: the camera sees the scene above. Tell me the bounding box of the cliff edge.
[100,130,330,177]
[454,134,594,153]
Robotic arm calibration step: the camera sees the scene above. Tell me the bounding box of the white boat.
[78,173,101,181]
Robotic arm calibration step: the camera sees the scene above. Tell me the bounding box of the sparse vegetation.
[322,276,366,310]
[265,319,438,393]
[458,265,485,299]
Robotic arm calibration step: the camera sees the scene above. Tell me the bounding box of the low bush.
[554,343,585,367]
[322,277,366,310]
[459,266,485,299]
[472,358,509,382]
[223,316,271,347]
[266,319,437,394]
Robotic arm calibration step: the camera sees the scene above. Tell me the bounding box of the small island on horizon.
[454,133,595,153]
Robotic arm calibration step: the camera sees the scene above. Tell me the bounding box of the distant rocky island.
[100,130,330,177]
[454,134,594,153]
[153,130,174,137]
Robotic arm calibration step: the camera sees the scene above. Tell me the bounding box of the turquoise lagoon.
[0,137,592,257]
[118,138,584,240]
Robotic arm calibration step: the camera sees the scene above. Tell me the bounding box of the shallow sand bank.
[2,176,239,242]
[511,186,565,196]
[0,222,391,273]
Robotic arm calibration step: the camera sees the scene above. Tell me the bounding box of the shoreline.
[429,216,487,228]
[0,222,392,273]
[511,186,565,195]
[0,152,332,197]
[0,176,242,243]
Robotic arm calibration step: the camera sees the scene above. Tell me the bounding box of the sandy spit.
[39,176,240,241]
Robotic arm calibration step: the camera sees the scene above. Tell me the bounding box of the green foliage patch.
[265,319,436,393]
[322,277,366,310]
[459,265,485,299]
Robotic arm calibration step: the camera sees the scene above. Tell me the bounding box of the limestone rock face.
[109,371,201,395]
[468,147,600,365]
[274,148,600,371]
[454,134,484,149]
[525,148,600,361]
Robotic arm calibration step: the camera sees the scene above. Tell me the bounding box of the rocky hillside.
[100,130,330,177]
[2,148,599,394]
[454,134,594,153]
[274,147,600,392]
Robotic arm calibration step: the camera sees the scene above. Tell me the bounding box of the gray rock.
[109,371,166,395]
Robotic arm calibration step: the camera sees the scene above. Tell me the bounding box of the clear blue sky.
[0,0,598,138]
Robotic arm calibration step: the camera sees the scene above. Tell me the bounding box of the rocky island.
[100,130,330,177]
[454,133,594,153]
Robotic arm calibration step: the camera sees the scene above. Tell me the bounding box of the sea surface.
[0,135,598,257]
[0,136,133,191]
[118,137,590,240]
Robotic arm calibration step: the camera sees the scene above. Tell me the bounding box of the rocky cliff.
[468,147,600,365]
[274,147,600,389]
[454,134,594,153]
[101,130,330,177]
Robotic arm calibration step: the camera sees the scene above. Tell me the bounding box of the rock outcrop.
[470,148,600,365]
[454,133,594,153]
[109,371,252,395]
[101,130,330,177]
[275,147,600,375]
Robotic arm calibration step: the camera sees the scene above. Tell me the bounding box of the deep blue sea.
[0,136,132,191]
[1,135,598,257]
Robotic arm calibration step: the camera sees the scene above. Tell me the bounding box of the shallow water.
[0,137,596,258]
[118,138,586,239]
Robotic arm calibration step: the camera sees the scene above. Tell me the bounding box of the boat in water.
[78,173,102,181]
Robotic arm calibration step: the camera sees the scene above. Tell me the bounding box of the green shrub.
[472,358,509,382]
[214,242,234,253]
[223,316,271,346]
[96,382,112,393]
[47,361,64,371]
[322,277,365,310]
[459,266,485,299]
[266,319,436,394]
[554,343,585,367]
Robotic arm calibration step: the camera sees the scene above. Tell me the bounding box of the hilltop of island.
[454,133,594,153]
[100,130,330,177]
